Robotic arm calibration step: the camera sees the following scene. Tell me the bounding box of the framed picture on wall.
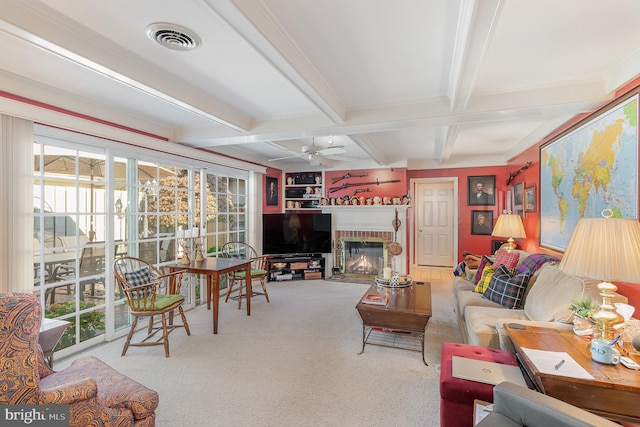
[471,210,494,235]
[512,182,524,218]
[265,176,278,206]
[525,186,536,212]
[468,175,496,206]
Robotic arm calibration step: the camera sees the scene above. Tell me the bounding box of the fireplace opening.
[340,237,387,278]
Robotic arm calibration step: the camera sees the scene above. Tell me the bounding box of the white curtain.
[0,114,33,293]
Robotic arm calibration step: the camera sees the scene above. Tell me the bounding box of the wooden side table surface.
[505,324,640,424]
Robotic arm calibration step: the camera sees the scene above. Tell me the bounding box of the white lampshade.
[491,213,526,250]
[559,216,640,340]
[558,217,640,283]
[492,214,526,239]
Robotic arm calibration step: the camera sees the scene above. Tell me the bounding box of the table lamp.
[558,213,640,340]
[491,213,526,251]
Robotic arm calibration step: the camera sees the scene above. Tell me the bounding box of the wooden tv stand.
[266,254,325,282]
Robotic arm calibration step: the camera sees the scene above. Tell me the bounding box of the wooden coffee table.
[355,281,432,364]
[505,324,640,424]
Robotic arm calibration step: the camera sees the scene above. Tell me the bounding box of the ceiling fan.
[268,138,346,166]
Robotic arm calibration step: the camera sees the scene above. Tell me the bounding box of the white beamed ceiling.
[1,0,640,171]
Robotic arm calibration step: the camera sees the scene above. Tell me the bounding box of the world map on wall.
[540,94,638,251]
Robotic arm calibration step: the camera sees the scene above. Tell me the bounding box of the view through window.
[33,134,249,355]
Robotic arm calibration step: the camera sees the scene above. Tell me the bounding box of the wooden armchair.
[221,241,270,309]
[0,293,158,426]
[113,257,191,357]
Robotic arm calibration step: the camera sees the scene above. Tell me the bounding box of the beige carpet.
[57,275,462,426]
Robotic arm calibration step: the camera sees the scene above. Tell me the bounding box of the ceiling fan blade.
[317,156,336,167]
[268,154,302,161]
[318,146,346,156]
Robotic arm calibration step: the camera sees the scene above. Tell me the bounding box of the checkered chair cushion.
[482,264,531,309]
[123,267,156,287]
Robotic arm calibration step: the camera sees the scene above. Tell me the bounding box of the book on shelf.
[361,293,389,306]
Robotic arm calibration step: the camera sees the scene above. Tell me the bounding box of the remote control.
[621,356,640,370]
[508,323,526,330]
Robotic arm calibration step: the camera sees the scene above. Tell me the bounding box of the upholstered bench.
[439,342,518,427]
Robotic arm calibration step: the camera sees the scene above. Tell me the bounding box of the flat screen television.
[262,213,332,255]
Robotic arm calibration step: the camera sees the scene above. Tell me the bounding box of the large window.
[33,144,108,351]
[33,130,250,356]
[203,173,247,256]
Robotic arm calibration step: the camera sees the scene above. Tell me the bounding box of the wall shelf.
[284,171,323,210]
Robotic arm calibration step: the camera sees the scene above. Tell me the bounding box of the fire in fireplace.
[340,237,387,278]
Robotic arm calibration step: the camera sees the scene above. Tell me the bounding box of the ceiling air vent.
[146,23,201,51]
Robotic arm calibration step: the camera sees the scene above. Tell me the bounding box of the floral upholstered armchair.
[0,293,159,427]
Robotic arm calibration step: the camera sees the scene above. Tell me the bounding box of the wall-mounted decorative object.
[506,161,532,185]
[266,176,278,206]
[471,210,494,235]
[525,186,536,213]
[540,92,638,251]
[468,175,496,206]
[511,182,524,218]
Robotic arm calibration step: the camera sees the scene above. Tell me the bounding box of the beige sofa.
[453,251,627,352]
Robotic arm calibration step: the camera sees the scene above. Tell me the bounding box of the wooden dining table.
[167,257,252,334]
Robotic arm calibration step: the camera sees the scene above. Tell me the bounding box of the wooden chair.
[221,242,270,309]
[113,256,191,357]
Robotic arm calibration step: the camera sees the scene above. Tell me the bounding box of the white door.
[415,181,455,267]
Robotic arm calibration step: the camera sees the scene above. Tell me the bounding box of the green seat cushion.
[132,294,184,311]
[233,268,266,278]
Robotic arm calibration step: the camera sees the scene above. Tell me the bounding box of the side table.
[505,324,640,424]
[39,318,71,367]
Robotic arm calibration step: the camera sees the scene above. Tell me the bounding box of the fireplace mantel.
[322,205,410,275]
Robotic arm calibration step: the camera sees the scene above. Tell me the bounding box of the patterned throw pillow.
[124,267,153,287]
[516,253,560,275]
[473,255,494,285]
[493,250,520,270]
[474,265,495,293]
[483,264,531,309]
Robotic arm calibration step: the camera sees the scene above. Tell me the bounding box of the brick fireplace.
[321,205,409,278]
[336,230,392,278]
